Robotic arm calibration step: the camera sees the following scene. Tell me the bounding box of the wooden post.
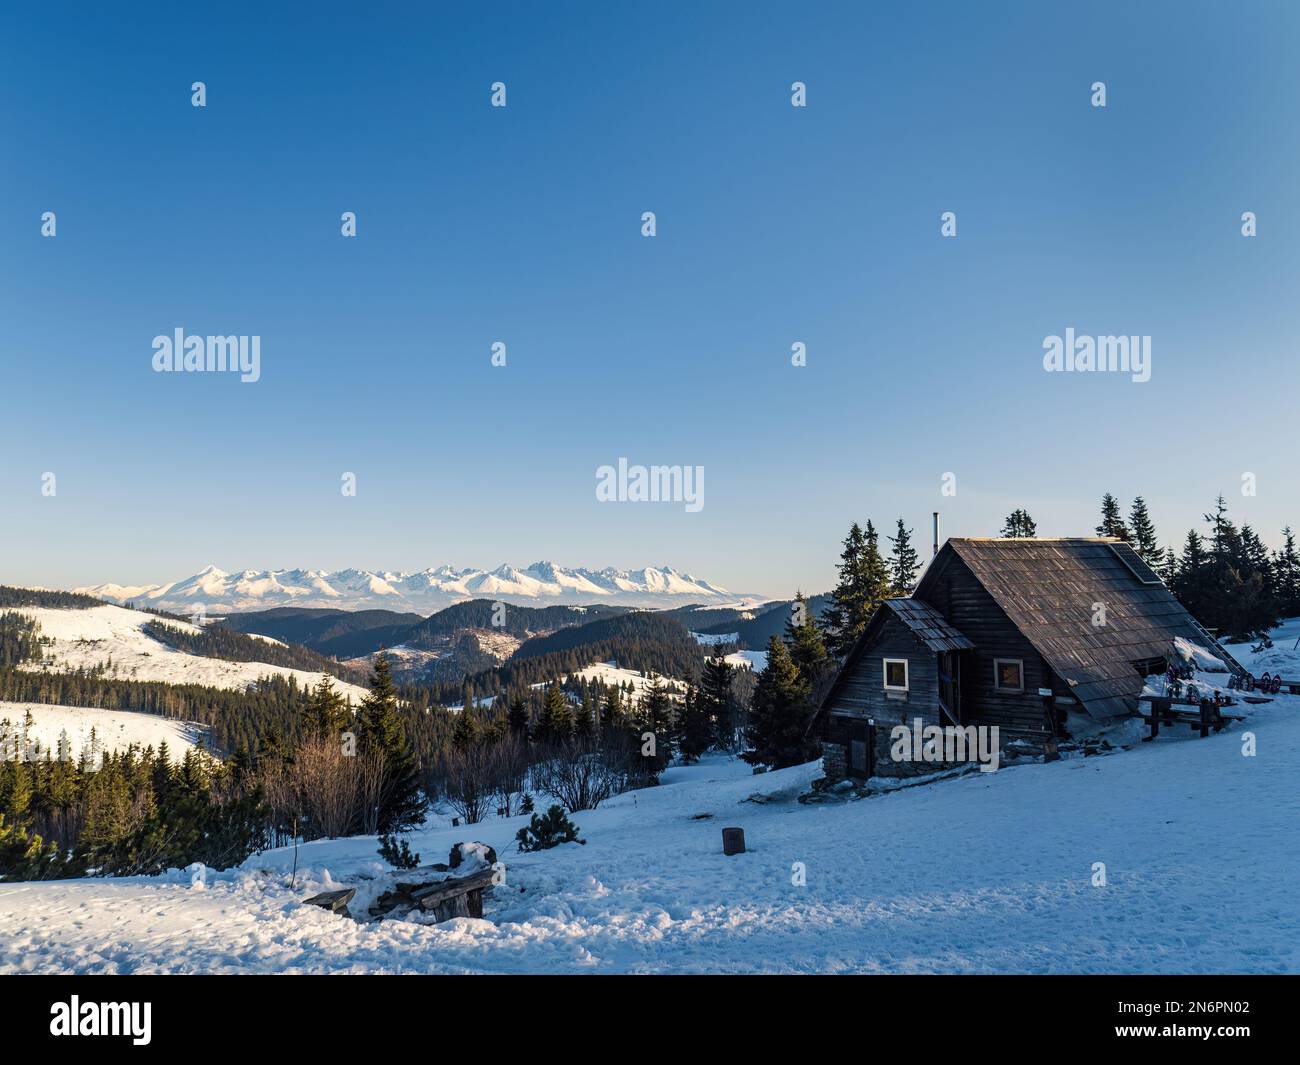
[1198,699,1213,739]
[722,827,745,855]
[1041,695,1060,761]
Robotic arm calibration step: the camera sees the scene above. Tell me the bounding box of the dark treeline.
[214,607,425,659]
[1,742,264,881]
[1003,493,1297,641]
[402,599,626,649]
[0,612,43,667]
[402,611,706,709]
[1,659,430,882]
[0,667,319,755]
[511,612,703,674]
[0,586,106,610]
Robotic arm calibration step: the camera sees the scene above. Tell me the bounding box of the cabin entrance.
[938,651,962,725]
[846,718,873,779]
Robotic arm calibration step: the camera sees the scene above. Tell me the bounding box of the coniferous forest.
[2,492,1297,882]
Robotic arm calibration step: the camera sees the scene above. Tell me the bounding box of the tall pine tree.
[699,656,736,749]
[886,519,921,595]
[1000,509,1037,538]
[1127,497,1160,563]
[1096,493,1130,540]
[305,675,348,737]
[1274,527,1300,618]
[355,653,426,833]
[784,592,830,699]
[537,682,573,744]
[821,520,890,659]
[676,685,713,764]
[741,637,818,770]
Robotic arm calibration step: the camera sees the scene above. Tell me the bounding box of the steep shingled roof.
[881,597,975,653]
[920,538,1243,718]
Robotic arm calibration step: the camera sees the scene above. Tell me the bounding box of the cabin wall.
[919,556,1051,738]
[821,615,942,778]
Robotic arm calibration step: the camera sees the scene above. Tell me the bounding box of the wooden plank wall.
[823,615,939,733]
[924,556,1049,736]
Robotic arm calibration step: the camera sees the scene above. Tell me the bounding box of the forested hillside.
[215,607,425,659]
[143,620,370,687]
[401,599,627,649]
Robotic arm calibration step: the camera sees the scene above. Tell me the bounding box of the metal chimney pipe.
[933,512,939,557]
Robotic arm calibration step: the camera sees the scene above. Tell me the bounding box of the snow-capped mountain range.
[74,563,755,614]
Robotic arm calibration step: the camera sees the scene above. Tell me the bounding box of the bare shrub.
[533,738,627,813]
[492,734,531,818]
[435,742,498,825]
[293,735,360,839]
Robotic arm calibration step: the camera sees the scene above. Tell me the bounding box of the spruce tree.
[677,685,713,764]
[1096,493,1130,540]
[1171,530,1210,620]
[741,637,818,770]
[638,680,676,774]
[784,592,830,697]
[601,687,624,738]
[355,652,426,833]
[1000,509,1037,538]
[1159,545,1180,586]
[887,518,921,595]
[1274,527,1300,618]
[451,705,481,749]
[699,656,735,749]
[821,521,890,659]
[305,675,348,736]
[507,695,529,737]
[576,688,595,737]
[538,682,573,744]
[1128,497,1160,563]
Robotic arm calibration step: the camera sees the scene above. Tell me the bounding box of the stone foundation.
[822,741,847,781]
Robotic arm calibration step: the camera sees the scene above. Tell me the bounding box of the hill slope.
[12,605,371,703]
[3,657,1296,972]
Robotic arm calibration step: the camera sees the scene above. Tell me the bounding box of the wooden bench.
[303,888,356,915]
[1138,696,1243,741]
[410,867,498,922]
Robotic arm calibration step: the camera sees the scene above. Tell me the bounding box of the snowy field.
[724,649,767,672]
[0,702,201,763]
[15,605,370,703]
[571,661,684,702]
[1,659,1295,974]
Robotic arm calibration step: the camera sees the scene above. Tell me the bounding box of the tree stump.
[722,827,746,855]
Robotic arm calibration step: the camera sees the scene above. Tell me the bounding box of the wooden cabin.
[814,537,1243,780]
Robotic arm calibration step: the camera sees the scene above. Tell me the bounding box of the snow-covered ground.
[690,631,738,646]
[571,661,684,703]
[2,645,1295,973]
[0,702,201,763]
[15,605,370,704]
[724,649,767,672]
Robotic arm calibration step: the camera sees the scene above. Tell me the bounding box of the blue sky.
[2,1,1298,599]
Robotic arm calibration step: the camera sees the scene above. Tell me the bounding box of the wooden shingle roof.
[881,597,975,652]
[923,538,1242,718]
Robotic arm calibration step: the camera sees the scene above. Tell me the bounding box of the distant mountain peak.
[73,563,759,614]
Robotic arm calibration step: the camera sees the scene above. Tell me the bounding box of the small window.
[994,658,1024,693]
[883,658,909,691]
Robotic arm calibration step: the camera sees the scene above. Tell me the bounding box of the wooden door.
[847,719,873,779]
[938,652,961,725]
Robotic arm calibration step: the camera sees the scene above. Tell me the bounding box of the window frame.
[883,657,910,692]
[993,657,1025,693]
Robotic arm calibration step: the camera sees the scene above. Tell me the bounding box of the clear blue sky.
[2,1,1298,599]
